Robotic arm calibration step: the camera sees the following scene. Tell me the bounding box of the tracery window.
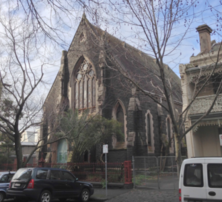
[74,61,96,110]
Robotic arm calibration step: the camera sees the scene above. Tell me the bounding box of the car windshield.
[12,168,32,181]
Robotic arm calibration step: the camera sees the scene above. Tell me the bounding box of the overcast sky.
[41,0,222,85]
[1,0,221,132]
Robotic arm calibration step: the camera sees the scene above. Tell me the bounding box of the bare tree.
[88,0,222,170]
[0,11,47,168]
[0,0,100,169]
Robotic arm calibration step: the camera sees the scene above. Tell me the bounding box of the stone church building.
[41,14,183,164]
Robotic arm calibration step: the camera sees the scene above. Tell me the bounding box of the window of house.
[74,61,96,110]
[208,164,222,187]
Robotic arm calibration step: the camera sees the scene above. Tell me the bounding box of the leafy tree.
[0,132,14,165]
[55,110,124,162]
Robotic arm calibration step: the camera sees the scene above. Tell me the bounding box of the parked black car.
[0,171,15,202]
[7,167,94,202]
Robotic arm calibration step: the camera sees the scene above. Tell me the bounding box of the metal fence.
[0,162,124,184]
[46,162,124,183]
[132,156,187,189]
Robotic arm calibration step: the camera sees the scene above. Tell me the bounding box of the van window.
[184,164,203,187]
[208,164,222,187]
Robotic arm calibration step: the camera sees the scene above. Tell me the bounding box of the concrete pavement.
[91,188,179,202]
[90,188,131,201]
[105,189,179,202]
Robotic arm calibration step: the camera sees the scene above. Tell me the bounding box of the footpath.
[91,176,179,202]
[91,188,179,202]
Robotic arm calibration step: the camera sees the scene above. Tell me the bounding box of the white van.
[179,157,222,202]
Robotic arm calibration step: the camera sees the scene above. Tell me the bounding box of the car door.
[61,171,80,197]
[48,170,64,198]
[206,162,222,201]
[34,169,50,192]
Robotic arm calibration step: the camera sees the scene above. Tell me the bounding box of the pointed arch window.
[147,114,151,146]
[145,110,154,153]
[167,118,171,142]
[116,104,124,141]
[166,117,174,153]
[74,60,96,110]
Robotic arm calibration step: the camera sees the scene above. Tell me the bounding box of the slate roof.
[84,16,182,103]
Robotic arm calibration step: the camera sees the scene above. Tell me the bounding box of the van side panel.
[206,159,222,201]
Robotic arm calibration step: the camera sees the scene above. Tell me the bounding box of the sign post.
[103,144,108,198]
[219,134,222,146]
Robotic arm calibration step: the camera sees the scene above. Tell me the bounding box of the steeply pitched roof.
[83,16,182,103]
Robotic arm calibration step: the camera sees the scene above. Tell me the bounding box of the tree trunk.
[14,133,23,169]
[174,133,182,176]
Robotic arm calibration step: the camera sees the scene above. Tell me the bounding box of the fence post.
[144,157,146,186]
[157,156,160,190]
[132,156,135,188]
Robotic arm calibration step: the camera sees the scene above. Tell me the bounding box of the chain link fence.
[132,156,186,189]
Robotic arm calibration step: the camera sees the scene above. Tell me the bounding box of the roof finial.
[82,10,86,19]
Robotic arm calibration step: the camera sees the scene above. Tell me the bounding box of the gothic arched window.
[166,117,174,153]
[167,118,171,142]
[74,61,96,110]
[147,114,151,146]
[116,104,124,141]
[145,110,154,153]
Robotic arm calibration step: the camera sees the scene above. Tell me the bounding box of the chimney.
[196,24,212,53]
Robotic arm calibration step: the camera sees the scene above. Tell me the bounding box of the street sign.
[103,144,108,153]
[219,135,222,146]
[102,144,108,197]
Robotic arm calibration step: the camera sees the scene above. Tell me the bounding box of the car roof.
[21,167,67,171]
[0,171,16,175]
[183,157,222,163]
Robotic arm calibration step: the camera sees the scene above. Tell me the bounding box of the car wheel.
[0,192,5,202]
[80,188,90,202]
[39,190,51,202]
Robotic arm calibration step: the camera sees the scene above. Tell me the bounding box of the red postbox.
[124,160,132,184]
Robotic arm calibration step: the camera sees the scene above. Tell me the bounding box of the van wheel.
[80,188,89,202]
[39,190,51,202]
[0,192,5,202]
